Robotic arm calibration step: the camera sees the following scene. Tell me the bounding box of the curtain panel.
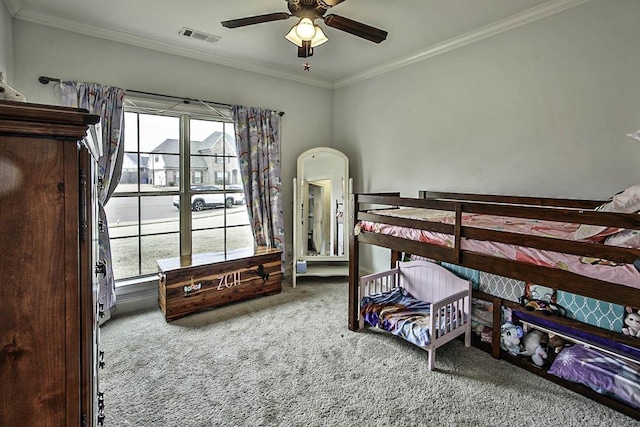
[232,106,284,265]
[61,81,126,310]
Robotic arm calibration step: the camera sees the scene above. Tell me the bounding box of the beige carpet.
[101,279,638,426]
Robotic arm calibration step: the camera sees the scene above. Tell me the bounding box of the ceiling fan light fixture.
[311,26,329,47]
[285,21,328,48]
[298,40,313,58]
[295,17,316,40]
[285,26,304,47]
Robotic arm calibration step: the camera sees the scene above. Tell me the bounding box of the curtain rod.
[38,75,285,116]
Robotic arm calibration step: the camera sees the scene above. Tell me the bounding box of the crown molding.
[3,0,24,15]
[11,0,590,90]
[12,8,334,90]
[334,0,591,89]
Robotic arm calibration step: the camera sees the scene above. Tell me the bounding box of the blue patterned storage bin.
[478,272,525,303]
[556,291,625,332]
[440,262,480,290]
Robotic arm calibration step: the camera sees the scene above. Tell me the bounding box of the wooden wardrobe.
[0,100,103,426]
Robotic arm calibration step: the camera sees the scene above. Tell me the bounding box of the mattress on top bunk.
[360,286,461,348]
[357,207,640,289]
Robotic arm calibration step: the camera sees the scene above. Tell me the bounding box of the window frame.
[110,98,252,285]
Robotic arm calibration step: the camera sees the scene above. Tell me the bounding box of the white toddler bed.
[359,260,472,370]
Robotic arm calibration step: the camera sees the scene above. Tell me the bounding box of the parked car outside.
[172,185,246,211]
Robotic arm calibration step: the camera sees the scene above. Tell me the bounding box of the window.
[105,102,254,282]
[214,171,232,185]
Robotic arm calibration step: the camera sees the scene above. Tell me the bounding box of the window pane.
[140,114,179,153]
[192,228,225,254]
[105,197,139,238]
[146,153,180,189]
[124,112,138,152]
[190,192,248,230]
[190,119,223,143]
[226,226,255,251]
[110,237,140,280]
[141,234,179,276]
[192,226,254,255]
[142,114,179,191]
[191,227,254,254]
[116,152,145,192]
[141,195,179,234]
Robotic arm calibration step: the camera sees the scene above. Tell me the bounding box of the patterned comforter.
[361,287,436,348]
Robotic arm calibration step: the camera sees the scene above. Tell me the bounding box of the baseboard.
[111,277,158,317]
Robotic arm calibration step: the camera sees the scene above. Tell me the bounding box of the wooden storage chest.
[157,247,283,321]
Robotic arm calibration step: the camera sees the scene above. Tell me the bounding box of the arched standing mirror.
[293,147,351,287]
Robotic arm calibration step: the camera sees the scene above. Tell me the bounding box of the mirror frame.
[294,147,349,262]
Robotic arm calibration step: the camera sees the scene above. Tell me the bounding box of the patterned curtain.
[61,81,126,310]
[232,106,284,265]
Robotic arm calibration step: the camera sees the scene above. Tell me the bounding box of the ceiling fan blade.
[221,12,291,29]
[323,14,387,44]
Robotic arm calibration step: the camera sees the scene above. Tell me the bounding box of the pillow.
[604,229,640,249]
[548,344,640,409]
[573,184,640,240]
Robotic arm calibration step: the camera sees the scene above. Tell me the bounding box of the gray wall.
[332,0,640,272]
[13,20,334,264]
[0,1,13,83]
[11,1,640,277]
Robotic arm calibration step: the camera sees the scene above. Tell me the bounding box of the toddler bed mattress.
[357,208,640,289]
[360,286,460,349]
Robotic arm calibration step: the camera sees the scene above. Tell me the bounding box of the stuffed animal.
[0,73,26,102]
[547,333,569,354]
[622,307,640,338]
[530,343,549,367]
[519,330,549,367]
[500,322,524,356]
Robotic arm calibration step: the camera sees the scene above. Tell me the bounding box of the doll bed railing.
[359,260,472,371]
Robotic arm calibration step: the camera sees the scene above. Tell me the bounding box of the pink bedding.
[357,208,640,290]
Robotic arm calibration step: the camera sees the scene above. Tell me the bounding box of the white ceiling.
[5,0,589,88]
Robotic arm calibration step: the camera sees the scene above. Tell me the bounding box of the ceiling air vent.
[179,27,221,44]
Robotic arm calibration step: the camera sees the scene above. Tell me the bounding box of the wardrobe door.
[0,136,78,426]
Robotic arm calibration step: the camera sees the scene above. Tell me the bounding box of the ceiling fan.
[221,0,388,58]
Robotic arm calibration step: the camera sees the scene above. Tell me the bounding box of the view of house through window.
[106,108,254,282]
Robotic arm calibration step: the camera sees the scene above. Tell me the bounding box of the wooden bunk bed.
[348,190,640,419]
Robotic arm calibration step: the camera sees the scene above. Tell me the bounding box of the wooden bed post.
[390,250,401,268]
[454,203,462,265]
[348,192,360,331]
